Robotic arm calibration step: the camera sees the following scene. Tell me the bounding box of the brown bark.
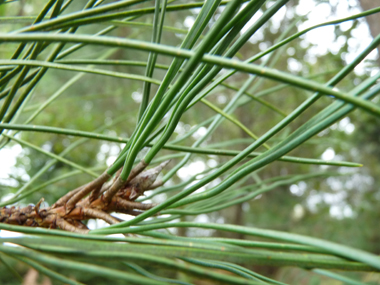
[0,161,169,234]
[359,0,380,65]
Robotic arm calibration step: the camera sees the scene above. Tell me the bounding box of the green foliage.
[0,0,380,284]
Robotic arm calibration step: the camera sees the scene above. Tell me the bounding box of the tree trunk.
[359,0,380,65]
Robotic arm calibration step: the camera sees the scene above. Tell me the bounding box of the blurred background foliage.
[0,0,380,284]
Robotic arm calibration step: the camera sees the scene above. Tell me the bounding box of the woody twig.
[0,161,170,234]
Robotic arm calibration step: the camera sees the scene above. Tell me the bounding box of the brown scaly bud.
[118,160,170,200]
